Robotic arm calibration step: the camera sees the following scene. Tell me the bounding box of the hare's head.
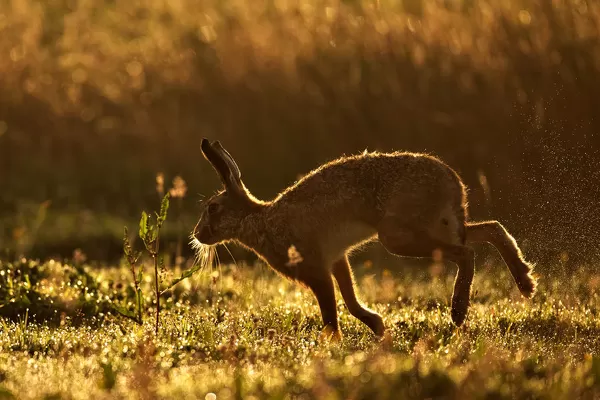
[193,139,258,246]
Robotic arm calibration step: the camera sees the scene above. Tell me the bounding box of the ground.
[1,256,600,400]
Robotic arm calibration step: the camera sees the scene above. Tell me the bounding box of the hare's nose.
[194,225,210,242]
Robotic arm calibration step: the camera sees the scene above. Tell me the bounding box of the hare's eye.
[207,203,220,214]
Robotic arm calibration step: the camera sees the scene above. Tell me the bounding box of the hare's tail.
[466,221,537,298]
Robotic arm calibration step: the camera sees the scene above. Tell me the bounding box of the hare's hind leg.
[332,257,385,336]
[378,216,475,326]
[466,221,537,297]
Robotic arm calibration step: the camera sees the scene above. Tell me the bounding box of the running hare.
[193,139,537,340]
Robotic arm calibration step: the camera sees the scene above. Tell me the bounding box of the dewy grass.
[1,259,600,399]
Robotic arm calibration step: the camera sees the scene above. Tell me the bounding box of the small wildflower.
[156,173,165,197]
[73,248,87,265]
[169,176,188,198]
[478,169,492,206]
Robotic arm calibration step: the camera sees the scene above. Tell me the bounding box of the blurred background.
[1,0,599,271]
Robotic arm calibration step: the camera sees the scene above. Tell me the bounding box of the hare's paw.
[359,312,385,337]
[450,294,470,327]
[515,264,538,299]
[320,325,342,343]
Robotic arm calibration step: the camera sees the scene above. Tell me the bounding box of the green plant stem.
[153,248,160,335]
[131,266,143,325]
[176,197,183,266]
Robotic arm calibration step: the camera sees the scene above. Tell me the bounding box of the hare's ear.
[201,138,245,196]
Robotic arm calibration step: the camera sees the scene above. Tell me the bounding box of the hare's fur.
[194,140,537,340]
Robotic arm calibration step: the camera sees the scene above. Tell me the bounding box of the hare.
[193,138,537,340]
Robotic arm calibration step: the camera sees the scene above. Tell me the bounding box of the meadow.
[1,253,600,400]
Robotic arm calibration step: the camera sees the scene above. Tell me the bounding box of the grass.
[1,256,600,399]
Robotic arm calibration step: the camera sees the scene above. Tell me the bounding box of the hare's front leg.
[332,257,385,336]
[378,216,475,327]
[302,272,341,341]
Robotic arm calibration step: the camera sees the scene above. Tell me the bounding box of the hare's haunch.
[193,139,537,340]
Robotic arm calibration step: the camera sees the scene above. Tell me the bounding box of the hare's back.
[281,151,463,202]
[322,151,463,195]
[276,150,465,215]
[371,151,464,196]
